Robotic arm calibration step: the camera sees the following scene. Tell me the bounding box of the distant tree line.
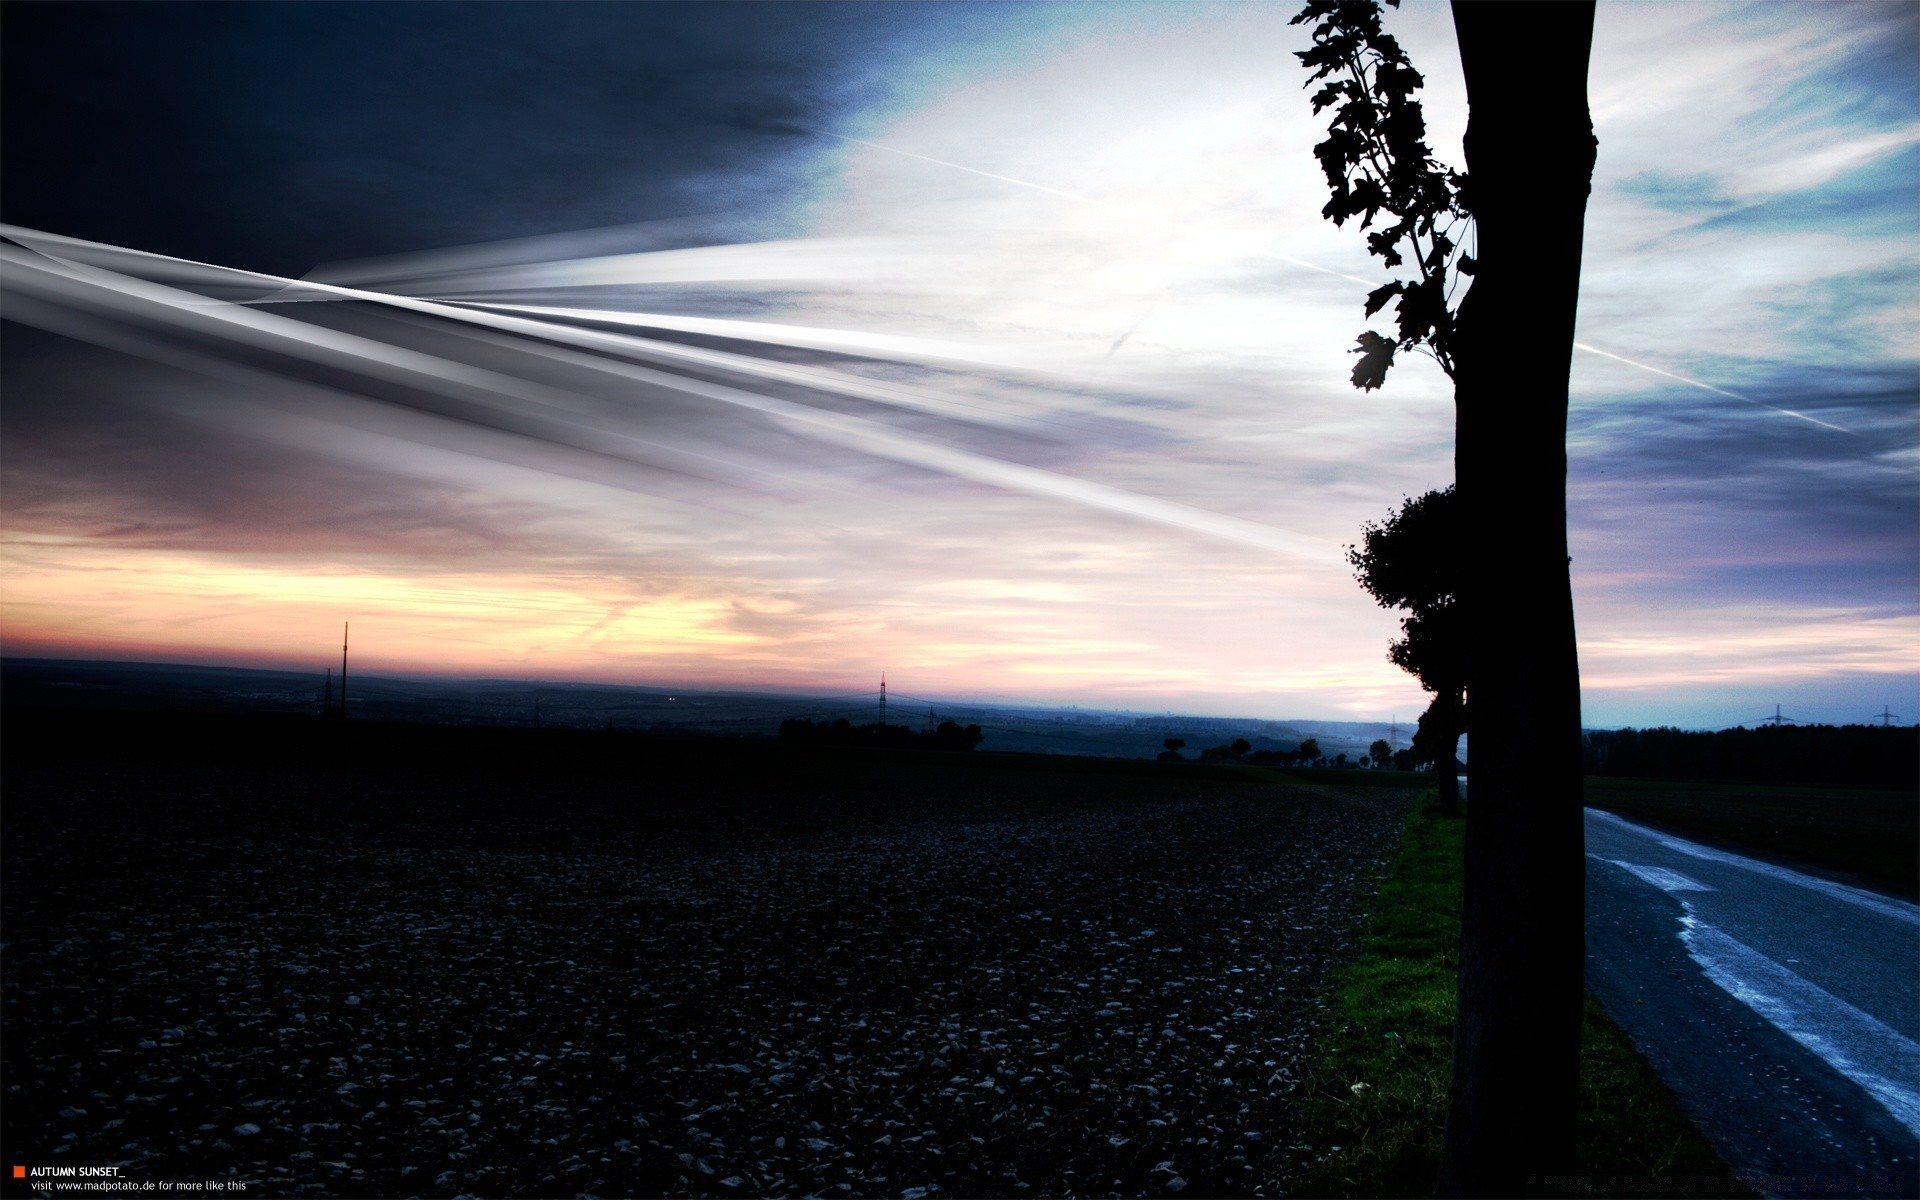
[778,717,984,752]
[1159,735,1425,772]
[1584,724,1917,789]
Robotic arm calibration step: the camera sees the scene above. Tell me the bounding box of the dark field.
[1583,776,1920,899]
[2,713,1411,1199]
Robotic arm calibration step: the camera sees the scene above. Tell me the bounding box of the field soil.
[2,713,1412,1199]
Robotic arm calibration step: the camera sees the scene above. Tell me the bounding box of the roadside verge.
[1286,796,1751,1198]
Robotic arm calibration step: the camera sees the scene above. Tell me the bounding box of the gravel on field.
[3,753,1411,1199]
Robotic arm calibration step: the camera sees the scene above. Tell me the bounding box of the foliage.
[1291,0,1470,387]
[1348,488,1465,716]
[1347,487,1458,615]
[1199,737,1255,762]
[778,716,983,751]
[1584,724,1918,789]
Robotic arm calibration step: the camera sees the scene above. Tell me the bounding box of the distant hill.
[0,657,1411,763]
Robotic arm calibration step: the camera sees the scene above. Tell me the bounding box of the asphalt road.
[1585,807,1920,1198]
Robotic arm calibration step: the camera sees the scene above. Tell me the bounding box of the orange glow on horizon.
[1,545,764,681]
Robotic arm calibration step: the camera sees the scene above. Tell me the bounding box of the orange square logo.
[11,1166,24,1179]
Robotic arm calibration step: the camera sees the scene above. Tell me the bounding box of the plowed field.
[3,722,1409,1198]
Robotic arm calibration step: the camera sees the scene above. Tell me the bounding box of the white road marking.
[1678,914,1920,1138]
[1591,856,1713,892]
[1587,808,1920,926]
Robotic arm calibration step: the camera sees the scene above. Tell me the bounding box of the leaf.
[1349,331,1395,392]
[1363,281,1403,318]
[1297,0,1465,386]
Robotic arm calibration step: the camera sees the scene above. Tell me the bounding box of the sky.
[1,1,1915,730]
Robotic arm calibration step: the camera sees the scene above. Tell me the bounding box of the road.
[1585,807,1920,1198]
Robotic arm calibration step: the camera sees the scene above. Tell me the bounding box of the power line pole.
[339,622,349,720]
[879,672,887,728]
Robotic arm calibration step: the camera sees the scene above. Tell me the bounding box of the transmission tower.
[879,672,887,728]
[1758,704,1795,727]
[1872,706,1902,727]
[339,622,349,719]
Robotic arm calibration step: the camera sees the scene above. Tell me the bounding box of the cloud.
[1,1,1913,728]
[1616,171,1743,214]
[1693,142,1919,237]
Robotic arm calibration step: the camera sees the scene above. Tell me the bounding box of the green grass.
[1585,776,1918,899]
[1288,798,1750,1198]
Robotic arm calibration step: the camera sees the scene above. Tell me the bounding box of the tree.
[932,720,985,751]
[1158,737,1187,762]
[1296,736,1320,763]
[1296,2,1595,1193]
[1348,487,1466,813]
[1368,738,1391,768]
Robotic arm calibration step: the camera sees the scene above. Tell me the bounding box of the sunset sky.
[3,1,1914,729]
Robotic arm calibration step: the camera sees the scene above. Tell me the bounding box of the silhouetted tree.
[1296,1,1596,1191]
[1349,487,1466,812]
[931,720,986,751]
[1199,736,1254,762]
[1369,738,1391,768]
[1158,737,1188,763]
[780,715,982,751]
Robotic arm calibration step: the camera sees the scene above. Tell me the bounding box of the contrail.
[2,225,1333,562]
[819,131,1383,289]
[820,132,1123,211]
[1572,341,1855,435]
[825,131,1854,434]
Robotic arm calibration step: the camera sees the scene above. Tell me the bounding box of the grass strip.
[1287,797,1750,1198]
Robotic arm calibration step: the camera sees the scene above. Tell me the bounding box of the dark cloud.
[1569,362,1919,606]
[1,1,948,276]
[0,326,572,563]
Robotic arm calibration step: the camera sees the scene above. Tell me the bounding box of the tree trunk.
[1441,3,1595,1196]
[1435,730,1460,816]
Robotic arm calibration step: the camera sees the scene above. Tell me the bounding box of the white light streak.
[0,224,1332,563]
[822,133,1859,435]
[1572,341,1857,434]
